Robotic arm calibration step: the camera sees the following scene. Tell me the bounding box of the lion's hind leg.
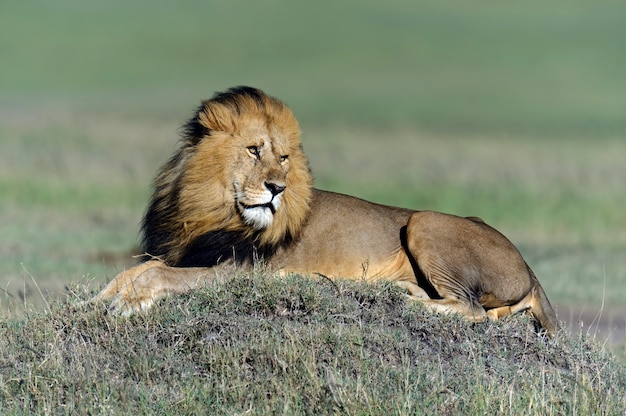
[395,272,490,321]
[403,211,493,323]
[402,246,490,322]
[397,273,489,322]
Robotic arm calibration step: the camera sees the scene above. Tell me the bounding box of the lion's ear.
[198,102,235,133]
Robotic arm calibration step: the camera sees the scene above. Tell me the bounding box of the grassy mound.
[1,273,624,415]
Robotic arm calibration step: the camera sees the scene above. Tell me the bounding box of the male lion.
[96,86,559,334]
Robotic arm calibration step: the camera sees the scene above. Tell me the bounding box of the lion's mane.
[141,86,313,267]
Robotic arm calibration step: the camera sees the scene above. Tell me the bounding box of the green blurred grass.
[2,0,626,133]
[1,0,625,322]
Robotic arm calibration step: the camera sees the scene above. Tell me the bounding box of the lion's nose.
[265,181,286,196]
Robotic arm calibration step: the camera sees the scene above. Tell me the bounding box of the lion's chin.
[238,196,281,230]
[240,206,275,230]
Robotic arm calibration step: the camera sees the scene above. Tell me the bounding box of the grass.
[1,273,625,414]
[2,1,626,134]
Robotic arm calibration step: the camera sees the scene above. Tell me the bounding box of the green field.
[1,1,625,340]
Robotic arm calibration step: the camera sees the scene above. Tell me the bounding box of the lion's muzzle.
[236,188,283,230]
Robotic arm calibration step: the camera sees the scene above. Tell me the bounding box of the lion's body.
[96,86,559,334]
[272,190,415,281]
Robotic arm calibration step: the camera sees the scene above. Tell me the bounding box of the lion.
[96,86,559,334]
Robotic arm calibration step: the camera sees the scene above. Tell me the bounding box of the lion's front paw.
[94,260,167,316]
[108,280,159,316]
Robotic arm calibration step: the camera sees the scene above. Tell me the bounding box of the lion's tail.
[526,265,559,335]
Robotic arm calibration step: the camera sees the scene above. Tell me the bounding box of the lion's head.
[141,86,313,266]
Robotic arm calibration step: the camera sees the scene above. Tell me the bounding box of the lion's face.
[230,117,293,230]
[169,87,313,251]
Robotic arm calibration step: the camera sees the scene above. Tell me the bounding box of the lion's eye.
[279,155,289,164]
[247,146,260,159]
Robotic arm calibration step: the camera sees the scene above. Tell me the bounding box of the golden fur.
[96,86,559,334]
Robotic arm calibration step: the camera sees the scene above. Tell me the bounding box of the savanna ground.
[1,0,625,413]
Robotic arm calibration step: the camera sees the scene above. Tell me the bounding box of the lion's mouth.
[238,201,277,215]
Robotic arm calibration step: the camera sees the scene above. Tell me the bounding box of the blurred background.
[1,0,624,348]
